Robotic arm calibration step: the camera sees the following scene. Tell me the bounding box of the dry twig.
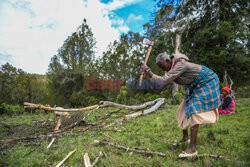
[94,140,166,157]
[47,138,56,149]
[55,149,77,167]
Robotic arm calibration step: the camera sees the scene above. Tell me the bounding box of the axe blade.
[143,38,154,46]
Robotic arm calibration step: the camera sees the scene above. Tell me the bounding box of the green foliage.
[0,103,25,115]
[116,87,128,104]
[173,92,184,104]
[87,96,100,105]
[237,86,250,98]
[150,0,250,86]
[0,63,48,105]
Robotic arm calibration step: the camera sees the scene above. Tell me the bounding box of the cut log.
[99,98,163,111]
[55,149,77,167]
[83,151,103,167]
[125,98,165,119]
[55,111,71,118]
[54,115,62,131]
[24,102,99,113]
[94,140,166,157]
[84,153,91,167]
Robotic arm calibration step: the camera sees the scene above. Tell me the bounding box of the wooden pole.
[139,45,153,86]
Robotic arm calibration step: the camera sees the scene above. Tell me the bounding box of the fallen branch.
[103,132,117,141]
[195,154,223,159]
[84,153,91,167]
[84,151,103,167]
[125,98,165,119]
[92,151,103,167]
[55,105,99,131]
[54,115,62,131]
[47,138,56,149]
[24,102,99,113]
[22,140,42,157]
[114,118,125,130]
[99,98,163,111]
[99,109,122,120]
[0,118,99,145]
[55,149,77,167]
[94,140,166,157]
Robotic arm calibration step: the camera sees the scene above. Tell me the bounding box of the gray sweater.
[152,53,202,85]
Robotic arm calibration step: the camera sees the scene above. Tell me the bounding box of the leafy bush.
[237,86,250,98]
[172,92,184,104]
[0,103,25,115]
[87,96,100,105]
[116,86,128,104]
[146,94,160,101]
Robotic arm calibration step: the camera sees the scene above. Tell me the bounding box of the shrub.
[0,103,25,116]
[172,92,184,104]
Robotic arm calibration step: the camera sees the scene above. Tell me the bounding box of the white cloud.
[127,14,143,23]
[0,0,137,74]
[104,0,141,11]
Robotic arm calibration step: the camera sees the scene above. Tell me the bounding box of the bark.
[223,71,235,99]
[125,98,165,119]
[24,102,99,113]
[99,98,163,111]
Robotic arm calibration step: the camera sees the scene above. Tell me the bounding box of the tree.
[0,63,48,105]
[148,0,250,86]
[47,19,97,107]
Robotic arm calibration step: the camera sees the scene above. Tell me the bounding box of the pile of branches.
[0,98,166,147]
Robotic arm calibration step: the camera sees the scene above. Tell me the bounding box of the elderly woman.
[141,52,220,158]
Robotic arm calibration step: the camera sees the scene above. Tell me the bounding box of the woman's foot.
[179,150,198,158]
[184,146,197,154]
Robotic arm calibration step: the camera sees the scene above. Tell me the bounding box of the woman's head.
[156,52,172,72]
[221,85,230,97]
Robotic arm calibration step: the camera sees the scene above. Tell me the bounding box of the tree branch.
[94,140,166,157]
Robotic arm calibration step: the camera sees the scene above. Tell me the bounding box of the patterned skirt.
[185,65,220,118]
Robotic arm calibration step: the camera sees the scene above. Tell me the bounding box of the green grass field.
[0,98,249,167]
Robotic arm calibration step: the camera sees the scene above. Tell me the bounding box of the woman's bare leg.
[181,129,188,142]
[185,124,199,153]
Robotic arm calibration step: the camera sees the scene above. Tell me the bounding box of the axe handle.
[139,45,153,86]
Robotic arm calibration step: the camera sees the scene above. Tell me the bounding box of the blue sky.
[0,0,157,74]
[106,0,157,33]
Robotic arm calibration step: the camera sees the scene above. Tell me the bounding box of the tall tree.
[48,19,97,107]
[148,0,250,86]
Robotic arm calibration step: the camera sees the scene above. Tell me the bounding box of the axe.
[139,38,154,86]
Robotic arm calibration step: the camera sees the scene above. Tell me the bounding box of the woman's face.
[221,90,228,97]
[157,60,171,72]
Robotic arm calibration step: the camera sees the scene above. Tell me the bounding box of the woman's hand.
[140,64,151,74]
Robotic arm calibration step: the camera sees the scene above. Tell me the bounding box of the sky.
[0,0,157,74]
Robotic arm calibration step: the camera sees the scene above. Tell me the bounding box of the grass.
[0,98,249,167]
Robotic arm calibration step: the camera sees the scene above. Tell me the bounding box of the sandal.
[178,151,198,158]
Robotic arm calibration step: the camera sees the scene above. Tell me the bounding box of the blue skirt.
[185,65,220,118]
